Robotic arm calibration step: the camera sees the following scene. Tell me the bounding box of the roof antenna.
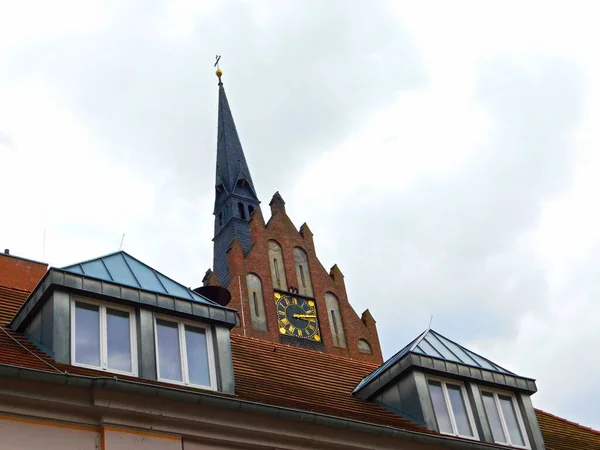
[119,233,126,251]
[428,314,434,330]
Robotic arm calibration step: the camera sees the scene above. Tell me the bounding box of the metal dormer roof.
[353,329,536,398]
[62,251,214,305]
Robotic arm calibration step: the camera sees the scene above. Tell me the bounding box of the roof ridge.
[535,408,600,435]
[230,334,381,369]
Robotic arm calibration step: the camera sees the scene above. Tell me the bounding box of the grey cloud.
[333,54,585,348]
[3,0,597,431]
[0,131,13,147]
[7,0,424,199]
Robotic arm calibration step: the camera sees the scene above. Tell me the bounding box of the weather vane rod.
[214,55,223,84]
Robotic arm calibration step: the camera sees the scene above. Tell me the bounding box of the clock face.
[275,292,321,342]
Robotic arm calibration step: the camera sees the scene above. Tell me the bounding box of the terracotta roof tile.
[0,285,29,325]
[0,320,431,435]
[0,286,598,447]
[230,334,432,433]
[535,408,600,450]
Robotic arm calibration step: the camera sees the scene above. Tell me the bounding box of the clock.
[274,292,321,342]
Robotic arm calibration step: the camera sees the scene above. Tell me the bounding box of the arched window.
[238,202,246,220]
[246,273,267,332]
[293,247,313,297]
[325,293,346,348]
[268,240,287,291]
[358,339,372,354]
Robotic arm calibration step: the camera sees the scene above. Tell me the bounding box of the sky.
[1,0,599,430]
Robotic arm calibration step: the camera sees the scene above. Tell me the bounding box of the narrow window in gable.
[358,339,372,354]
[325,292,346,348]
[238,202,246,219]
[268,240,287,291]
[293,247,313,297]
[248,205,255,217]
[246,273,267,332]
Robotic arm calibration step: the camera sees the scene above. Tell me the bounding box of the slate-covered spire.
[212,67,261,287]
[214,70,258,211]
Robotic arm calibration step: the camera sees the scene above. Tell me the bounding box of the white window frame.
[153,315,217,391]
[427,376,479,440]
[480,388,530,449]
[70,297,138,376]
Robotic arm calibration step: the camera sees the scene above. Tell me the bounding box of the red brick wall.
[210,193,383,364]
[0,253,47,291]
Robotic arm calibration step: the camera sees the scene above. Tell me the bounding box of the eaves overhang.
[353,352,538,400]
[0,363,514,450]
[9,268,239,332]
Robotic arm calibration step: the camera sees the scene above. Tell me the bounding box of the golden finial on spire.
[214,55,223,83]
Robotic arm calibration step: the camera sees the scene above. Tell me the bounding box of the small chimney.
[4,249,9,255]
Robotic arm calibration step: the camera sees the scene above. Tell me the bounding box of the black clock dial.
[275,293,321,341]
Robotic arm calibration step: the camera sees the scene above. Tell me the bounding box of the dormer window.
[481,390,529,448]
[71,298,137,376]
[155,316,217,390]
[427,377,478,440]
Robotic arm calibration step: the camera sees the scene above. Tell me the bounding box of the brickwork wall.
[209,192,383,364]
[0,253,47,291]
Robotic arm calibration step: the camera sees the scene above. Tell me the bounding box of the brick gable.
[211,192,383,363]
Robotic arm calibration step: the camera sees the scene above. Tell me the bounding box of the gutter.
[0,363,507,450]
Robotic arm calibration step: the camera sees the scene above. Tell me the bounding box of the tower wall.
[209,194,383,364]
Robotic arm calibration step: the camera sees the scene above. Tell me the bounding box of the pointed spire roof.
[215,73,258,204]
[353,329,534,398]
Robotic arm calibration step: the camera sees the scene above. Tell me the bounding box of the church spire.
[214,67,258,211]
[212,65,261,287]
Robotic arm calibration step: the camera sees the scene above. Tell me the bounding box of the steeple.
[212,67,261,287]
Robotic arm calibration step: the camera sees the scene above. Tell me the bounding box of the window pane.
[482,392,507,443]
[499,395,525,446]
[447,384,473,437]
[156,320,182,381]
[75,303,100,366]
[185,326,211,386]
[106,309,132,372]
[429,381,453,434]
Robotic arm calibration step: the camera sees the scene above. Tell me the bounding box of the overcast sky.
[1,0,599,430]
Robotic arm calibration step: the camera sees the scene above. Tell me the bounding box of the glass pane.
[499,395,526,446]
[185,326,211,386]
[156,320,182,381]
[106,309,132,372]
[447,384,473,436]
[482,392,507,443]
[75,303,100,366]
[429,381,453,434]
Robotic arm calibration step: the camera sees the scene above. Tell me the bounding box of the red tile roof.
[536,408,600,450]
[231,334,431,432]
[0,318,431,434]
[0,280,598,448]
[0,285,30,325]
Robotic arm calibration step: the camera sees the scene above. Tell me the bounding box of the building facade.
[0,71,598,450]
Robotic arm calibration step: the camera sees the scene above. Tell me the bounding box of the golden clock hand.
[293,314,316,319]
